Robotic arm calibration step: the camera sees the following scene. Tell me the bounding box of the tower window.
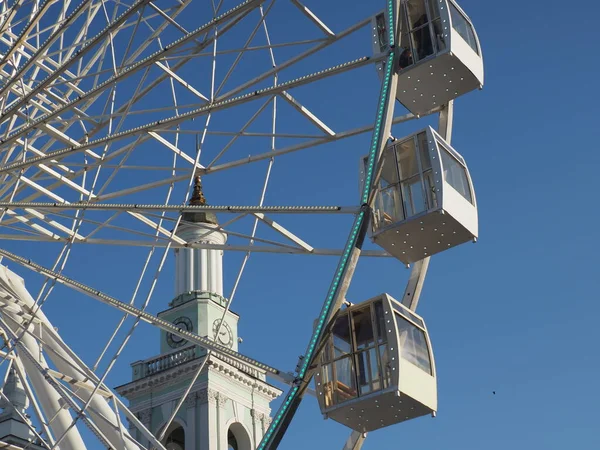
[227,423,252,450]
[163,423,185,450]
[228,429,238,450]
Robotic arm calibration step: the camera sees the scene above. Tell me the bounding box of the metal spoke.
[0,201,358,213]
[0,246,293,377]
[0,54,386,174]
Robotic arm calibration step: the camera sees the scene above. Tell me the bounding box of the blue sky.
[2,0,600,449]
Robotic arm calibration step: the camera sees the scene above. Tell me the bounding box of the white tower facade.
[174,222,226,298]
[174,176,227,298]
[118,177,281,450]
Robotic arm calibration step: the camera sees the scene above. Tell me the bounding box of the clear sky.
[2,0,599,449]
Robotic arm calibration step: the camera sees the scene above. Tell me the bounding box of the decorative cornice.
[206,356,281,400]
[117,353,281,401]
[117,356,207,398]
[211,352,264,380]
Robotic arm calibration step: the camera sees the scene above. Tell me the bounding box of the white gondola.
[362,126,477,264]
[315,294,436,432]
[372,0,484,115]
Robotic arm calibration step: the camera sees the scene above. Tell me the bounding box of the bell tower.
[116,177,281,450]
[159,176,238,356]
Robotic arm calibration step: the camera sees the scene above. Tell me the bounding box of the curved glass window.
[373,132,438,230]
[394,313,432,375]
[375,13,389,53]
[376,184,404,226]
[320,301,391,407]
[449,2,479,55]
[398,0,446,70]
[440,148,473,204]
[332,314,352,357]
[392,301,424,328]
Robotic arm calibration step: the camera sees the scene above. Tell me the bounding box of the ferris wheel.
[0,0,484,449]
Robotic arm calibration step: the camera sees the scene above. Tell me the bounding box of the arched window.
[227,423,252,450]
[163,422,185,450]
[227,429,238,450]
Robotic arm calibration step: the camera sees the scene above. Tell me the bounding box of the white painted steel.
[342,431,367,450]
[371,0,484,115]
[0,265,142,450]
[401,101,453,311]
[0,267,87,450]
[369,125,476,263]
[315,293,437,432]
[0,0,484,447]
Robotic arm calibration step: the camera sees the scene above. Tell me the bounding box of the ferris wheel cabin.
[314,294,436,432]
[362,126,477,264]
[372,0,484,115]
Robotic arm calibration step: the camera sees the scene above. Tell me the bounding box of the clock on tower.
[212,319,233,348]
[166,316,194,349]
[157,291,240,355]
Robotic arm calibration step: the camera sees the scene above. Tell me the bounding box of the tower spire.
[189,175,206,206]
[182,175,218,225]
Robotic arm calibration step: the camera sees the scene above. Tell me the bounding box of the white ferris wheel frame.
[0,0,465,449]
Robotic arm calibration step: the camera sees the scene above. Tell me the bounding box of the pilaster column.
[196,389,211,450]
[126,417,136,443]
[214,391,229,450]
[138,410,152,448]
[207,389,219,450]
[250,409,265,447]
[185,394,197,450]
[261,415,272,435]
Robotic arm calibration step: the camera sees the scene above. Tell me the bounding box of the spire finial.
[189,175,206,206]
[181,175,217,224]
